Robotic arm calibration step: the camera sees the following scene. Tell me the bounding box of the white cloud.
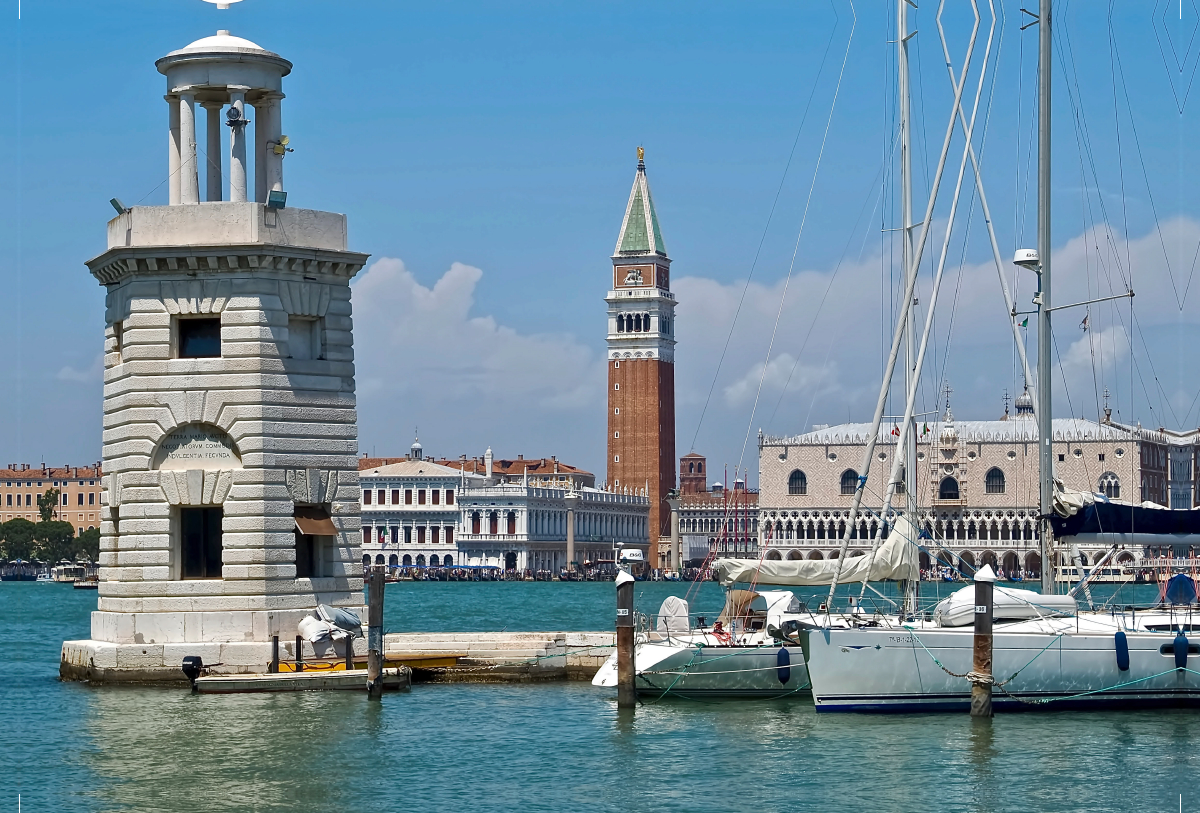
[351,258,605,464]
[722,352,841,408]
[56,354,103,383]
[346,217,1200,481]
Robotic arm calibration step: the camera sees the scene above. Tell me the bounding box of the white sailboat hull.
[592,638,809,699]
[805,616,1200,712]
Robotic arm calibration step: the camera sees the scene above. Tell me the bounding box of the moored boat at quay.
[592,589,810,699]
[802,573,1200,712]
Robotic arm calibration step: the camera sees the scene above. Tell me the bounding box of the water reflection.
[82,688,373,812]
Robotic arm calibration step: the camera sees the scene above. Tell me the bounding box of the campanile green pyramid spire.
[614,147,667,257]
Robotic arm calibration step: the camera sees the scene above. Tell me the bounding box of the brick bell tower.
[606,148,677,554]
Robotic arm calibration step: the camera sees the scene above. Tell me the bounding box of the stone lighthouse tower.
[606,149,677,557]
[62,30,369,682]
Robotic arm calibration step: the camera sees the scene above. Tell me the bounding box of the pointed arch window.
[938,476,960,500]
[840,469,859,496]
[788,469,807,495]
[985,467,1005,494]
[1098,472,1120,499]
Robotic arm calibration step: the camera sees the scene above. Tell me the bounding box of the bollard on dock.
[970,564,996,718]
[615,569,635,708]
[367,566,385,699]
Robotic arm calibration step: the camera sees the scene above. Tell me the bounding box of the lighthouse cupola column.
[156,30,291,205]
[228,87,249,202]
[606,148,677,557]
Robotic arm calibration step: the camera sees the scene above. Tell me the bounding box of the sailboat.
[590,588,812,699]
[757,0,1200,712]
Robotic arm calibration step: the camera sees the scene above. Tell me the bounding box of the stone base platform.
[61,636,369,685]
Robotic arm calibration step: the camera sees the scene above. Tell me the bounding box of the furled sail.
[714,515,920,587]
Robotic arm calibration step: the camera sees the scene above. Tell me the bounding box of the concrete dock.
[195,667,412,694]
[384,631,614,682]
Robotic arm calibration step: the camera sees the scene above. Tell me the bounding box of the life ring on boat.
[711,621,733,645]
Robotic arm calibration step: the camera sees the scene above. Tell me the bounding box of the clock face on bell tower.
[605,150,676,556]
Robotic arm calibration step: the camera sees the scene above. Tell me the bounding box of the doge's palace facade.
[757,392,1191,576]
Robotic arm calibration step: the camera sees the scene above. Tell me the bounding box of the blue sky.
[2,1,1199,484]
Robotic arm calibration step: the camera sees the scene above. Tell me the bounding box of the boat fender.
[776,647,791,685]
[1114,631,1130,672]
[1175,632,1189,670]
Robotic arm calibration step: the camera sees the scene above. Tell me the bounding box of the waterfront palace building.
[2,463,103,532]
[677,452,760,564]
[756,390,1200,575]
[358,442,650,572]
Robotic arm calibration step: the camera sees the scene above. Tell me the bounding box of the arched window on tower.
[616,315,625,333]
[1098,472,1120,499]
[840,469,859,496]
[985,467,1006,494]
[644,313,651,331]
[634,314,642,332]
[788,470,807,495]
[938,476,960,500]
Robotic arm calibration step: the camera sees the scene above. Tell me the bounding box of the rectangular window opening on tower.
[294,505,337,579]
[180,506,223,579]
[177,317,222,359]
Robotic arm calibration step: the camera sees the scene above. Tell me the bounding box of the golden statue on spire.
[637,146,645,161]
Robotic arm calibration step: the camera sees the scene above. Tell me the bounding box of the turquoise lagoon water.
[7,579,1200,813]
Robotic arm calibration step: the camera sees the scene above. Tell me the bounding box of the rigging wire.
[735,0,858,472]
[1057,10,1186,431]
[686,0,843,455]
[932,5,1006,402]
[765,148,894,429]
[1109,23,1191,309]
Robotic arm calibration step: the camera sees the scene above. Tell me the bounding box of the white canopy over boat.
[713,515,920,588]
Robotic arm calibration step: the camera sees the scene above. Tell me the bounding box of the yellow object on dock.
[274,653,466,672]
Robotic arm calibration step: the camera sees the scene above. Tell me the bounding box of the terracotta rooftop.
[359,454,592,478]
[0,463,102,479]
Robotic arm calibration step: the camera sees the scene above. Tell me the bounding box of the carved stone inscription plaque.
[153,424,242,471]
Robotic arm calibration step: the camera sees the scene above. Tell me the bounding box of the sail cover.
[714,515,920,587]
[1051,478,1200,543]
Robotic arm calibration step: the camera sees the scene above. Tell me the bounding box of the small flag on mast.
[1080,314,1089,331]
[1019,317,1028,328]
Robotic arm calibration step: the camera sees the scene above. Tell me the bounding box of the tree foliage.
[1,518,37,561]
[76,527,101,562]
[35,521,77,563]
[37,488,61,523]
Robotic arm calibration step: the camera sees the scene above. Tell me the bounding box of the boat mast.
[1036,0,1054,594]
[899,0,918,605]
